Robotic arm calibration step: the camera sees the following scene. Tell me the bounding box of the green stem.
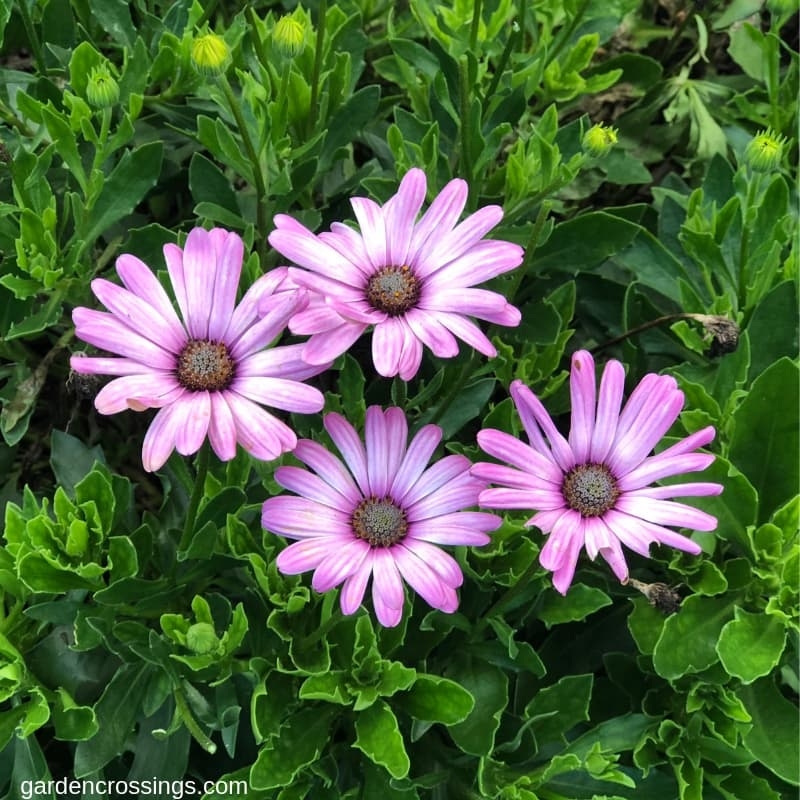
[297,608,343,649]
[458,57,474,203]
[0,600,24,636]
[218,75,269,262]
[91,107,112,173]
[308,0,328,136]
[738,171,763,309]
[17,0,48,76]
[246,7,271,74]
[475,556,540,634]
[180,442,210,552]
[469,0,483,52]
[544,0,590,67]
[175,686,217,754]
[483,24,518,114]
[507,201,551,305]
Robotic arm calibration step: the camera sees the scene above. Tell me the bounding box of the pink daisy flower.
[261,406,501,626]
[473,351,723,594]
[267,168,524,380]
[70,227,328,472]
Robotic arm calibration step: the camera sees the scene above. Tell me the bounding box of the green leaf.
[189,152,239,216]
[729,358,799,523]
[652,595,736,680]
[525,674,593,745]
[533,212,641,274]
[747,281,798,381]
[354,699,411,780]
[320,85,381,171]
[250,707,337,789]
[50,430,106,497]
[87,0,136,47]
[82,141,163,244]
[399,674,474,725]
[51,688,98,741]
[446,657,508,756]
[717,609,787,684]
[740,677,800,785]
[73,663,151,776]
[538,585,613,628]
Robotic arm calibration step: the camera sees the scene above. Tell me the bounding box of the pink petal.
[372,318,405,378]
[228,292,301,361]
[162,242,188,327]
[541,512,585,595]
[227,393,296,462]
[276,537,350,574]
[510,380,576,472]
[422,240,523,286]
[371,549,405,626]
[365,407,408,499]
[475,429,565,485]
[397,321,424,380]
[614,496,718,532]
[181,227,217,339]
[617,453,716,491]
[392,546,448,610]
[590,359,625,463]
[390,424,442,503]
[406,470,483,520]
[477,487,565,510]
[350,197,388,270]
[207,229,244,341]
[70,355,165,376]
[419,287,517,324]
[302,324,367,365]
[116,253,182,327]
[567,351,596,463]
[401,539,463,587]
[292,439,362,505]
[94,374,183,414]
[312,539,371,592]
[603,509,703,556]
[624,482,723,500]
[275,465,357,509]
[340,557,373,615]
[402,454,473,509]
[90,279,186,354]
[325,412,370,495]
[262,496,352,538]
[238,343,331,381]
[404,309,460,358]
[142,404,185,472]
[232,377,324,414]
[175,391,212,456]
[73,308,176,370]
[383,168,427,266]
[435,311,496,356]
[407,178,468,267]
[208,392,238,461]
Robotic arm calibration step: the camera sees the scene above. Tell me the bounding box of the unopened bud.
[744,128,787,173]
[191,33,230,77]
[185,622,220,654]
[273,15,306,57]
[86,65,120,109]
[582,123,618,157]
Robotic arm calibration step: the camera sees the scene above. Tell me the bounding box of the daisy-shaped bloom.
[473,351,723,594]
[70,227,327,472]
[268,168,524,380]
[262,406,501,626]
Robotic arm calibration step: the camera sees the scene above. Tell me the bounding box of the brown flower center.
[176,340,235,391]
[366,265,420,316]
[352,497,408,547]
[562,463,619,517]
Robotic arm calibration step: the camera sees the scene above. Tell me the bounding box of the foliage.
[0,0,797,798]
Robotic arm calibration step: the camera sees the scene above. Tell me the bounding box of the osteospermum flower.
[261,407,501,626]
[268,168,524,380]
[70,227,327,471]
[473,351,722,594]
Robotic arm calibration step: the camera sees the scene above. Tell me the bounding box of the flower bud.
[582,123,618,157]
[273,15,306,57]
[185,622,220,655]
[191,33,230,77]
[744,128,787,173]
[86,65,120,109]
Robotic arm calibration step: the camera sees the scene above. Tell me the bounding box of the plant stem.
[469,0,483,52]
[17,0,48,76]
[218,75,270,262]
[308,0,328,136]
[180,442,210,552]
[175,686,217,754]
[483,24,518,114]
[458,57,475,205]
[297,608,343,649]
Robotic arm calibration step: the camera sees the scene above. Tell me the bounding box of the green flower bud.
[273,15,306,57]
[185,622,220,655]
[191,33,230,77]
[86,65,120,109]
[744,128,787,172]
[582,123,618,157]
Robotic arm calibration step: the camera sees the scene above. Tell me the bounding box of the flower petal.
[325,412,370,494]
[262,496,352,539]
[175,391,211,456]
[232,376,324,414]
[567,351,596,463]
[312,539,372,592]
